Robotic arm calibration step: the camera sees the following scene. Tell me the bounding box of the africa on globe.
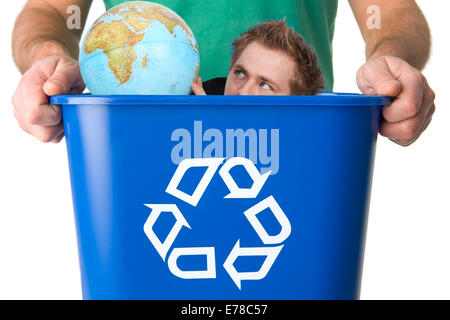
[79,1,200,95]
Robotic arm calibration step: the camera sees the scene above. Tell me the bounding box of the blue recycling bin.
[50,94,391,300]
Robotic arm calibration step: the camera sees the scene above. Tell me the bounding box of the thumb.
[192,77,206,95]
[43,58,84,96]
[43,79,67,95]
[357,57,402,97]
[378,78,402,97]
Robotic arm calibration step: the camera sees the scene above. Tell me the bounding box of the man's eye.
[235,70,245,78]
[260,82,272,90]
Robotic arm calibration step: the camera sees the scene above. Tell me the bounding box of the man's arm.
[349,0,435,146]
[11,0,92,143]
[13,0,92,73]
[349,0,430,70]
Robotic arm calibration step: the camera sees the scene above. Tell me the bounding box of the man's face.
[224,41,297,95]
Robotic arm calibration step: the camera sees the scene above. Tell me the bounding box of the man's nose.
[236,81,257,95]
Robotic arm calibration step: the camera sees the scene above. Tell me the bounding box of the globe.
[79,1,200,95]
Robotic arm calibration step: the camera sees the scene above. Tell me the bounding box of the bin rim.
[50,92,392,107]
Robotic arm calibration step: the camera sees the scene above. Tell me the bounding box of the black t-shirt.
[191,77,226,95]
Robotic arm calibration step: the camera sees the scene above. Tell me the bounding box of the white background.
[0,0,448,300]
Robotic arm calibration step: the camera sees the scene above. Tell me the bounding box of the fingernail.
[45,80,66,93]
[49,104,60,115]
[379,80,400,94]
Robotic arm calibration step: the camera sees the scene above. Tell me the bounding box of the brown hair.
[230,19,325,95]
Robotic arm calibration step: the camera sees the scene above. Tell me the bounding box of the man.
[12,0,435,146]
[191,20,325,96]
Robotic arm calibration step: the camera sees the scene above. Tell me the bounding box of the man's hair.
[230,19,325,95]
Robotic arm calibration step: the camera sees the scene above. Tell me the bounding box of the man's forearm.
[12,5,80,74]
[365,3,430,70]
[350,0,431,71]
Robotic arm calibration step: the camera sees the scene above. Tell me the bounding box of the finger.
[12,79,60,130]
[413,102,435,139]
[380,95,430,141]
[51,132,65,144]
[23,81,62,126]
[12,56,78,143]
[383,101,435,146]
[381,79,426,123]
[380,58,430,123]
[394,114,433,146]
[356,57,402,96]
[27,104,62,126]
[13,102,29,132]
[380,81,435,140]
[423,102,436,131]
[28,122,64,143]
[42,58,85,96]
[15,62,63,112]
[191,77,206,95]
[358,57,429,123]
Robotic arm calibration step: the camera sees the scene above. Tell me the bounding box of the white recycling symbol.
[143,157,291,290]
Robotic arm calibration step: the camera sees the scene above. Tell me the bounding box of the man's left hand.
[356,55,435,146]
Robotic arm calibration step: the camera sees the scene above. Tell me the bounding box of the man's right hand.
[12,55,85,143]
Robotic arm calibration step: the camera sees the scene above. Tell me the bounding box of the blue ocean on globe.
[79,1,200,95]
